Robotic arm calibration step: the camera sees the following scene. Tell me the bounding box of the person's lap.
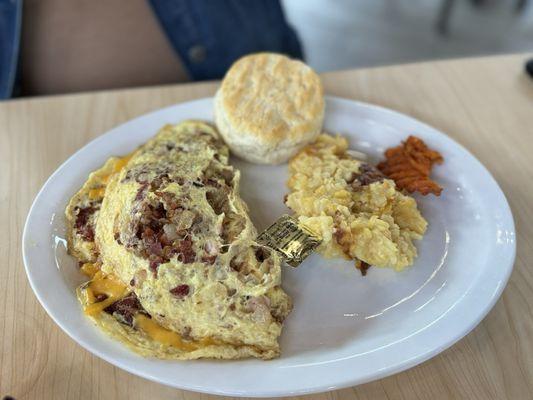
[19,0,188,96]
[9,0,302,97]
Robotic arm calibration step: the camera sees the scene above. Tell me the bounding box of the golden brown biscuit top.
[218,53,324,143]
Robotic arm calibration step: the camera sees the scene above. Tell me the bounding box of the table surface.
[1,53,532,400]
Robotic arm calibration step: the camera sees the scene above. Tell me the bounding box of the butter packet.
[256,215,321,267]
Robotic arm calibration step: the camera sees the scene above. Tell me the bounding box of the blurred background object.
[282,0,533,72]
[1,0,532,99]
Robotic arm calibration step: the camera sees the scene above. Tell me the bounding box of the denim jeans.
[0,0,21,99]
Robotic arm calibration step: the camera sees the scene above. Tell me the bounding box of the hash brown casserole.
[286,134,428,271]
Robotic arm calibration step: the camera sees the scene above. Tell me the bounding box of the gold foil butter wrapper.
[256,215,321,267]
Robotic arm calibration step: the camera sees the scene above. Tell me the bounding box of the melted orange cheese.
[134,315,217,351]
[84,271,128,316]
[80,262,100,278]
[88,187,106,200]
[100,154,133,184]
[84,154,133,203]
[134,315,196,350]
[114,154,132,172]
[82,266,219,351]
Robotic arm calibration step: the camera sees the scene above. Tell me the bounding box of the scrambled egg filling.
[286,134,427,271]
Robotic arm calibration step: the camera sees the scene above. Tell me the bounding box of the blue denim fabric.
[0,0,21,99]
[149,0,303,80]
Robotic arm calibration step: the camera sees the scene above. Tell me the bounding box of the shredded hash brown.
[286,134,427,272]
[377,136,444,196]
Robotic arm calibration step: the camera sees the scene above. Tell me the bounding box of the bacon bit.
[230,257,245,273]
[151,203,165,219]
[141,226,154,240]
[377,136,444,196]
[170,284,190,298]
[356,164,385,186]
[114,232,123,245]
[104,292,145,326]
[147,241,163,257]
[159,233,171,247]
[177,238,195,264]
[135,183,149,201]
[345,164,385,191]
[203,178,220,187]
[201,255,217,265]
[74,205,98,241]
[357,260,371,276]
[149,257,163,275]
[95,293,108,302]
[254,247,269,263]
[156,191,181,210]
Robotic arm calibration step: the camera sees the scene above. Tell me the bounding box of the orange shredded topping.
[377,136,444,196]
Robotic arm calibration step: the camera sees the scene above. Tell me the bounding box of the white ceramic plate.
[23,96,515,397]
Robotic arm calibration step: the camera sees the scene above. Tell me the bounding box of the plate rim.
[22,95,516,397]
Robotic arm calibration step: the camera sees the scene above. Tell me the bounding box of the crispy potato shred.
[377,136,444,196]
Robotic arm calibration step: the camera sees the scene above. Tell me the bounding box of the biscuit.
[214,53,325,164]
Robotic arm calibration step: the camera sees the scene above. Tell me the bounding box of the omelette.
[66,121,292,360]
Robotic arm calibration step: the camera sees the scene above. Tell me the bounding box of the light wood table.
[1,54,532,400]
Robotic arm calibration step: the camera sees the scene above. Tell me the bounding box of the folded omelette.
[65,121,292,360]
